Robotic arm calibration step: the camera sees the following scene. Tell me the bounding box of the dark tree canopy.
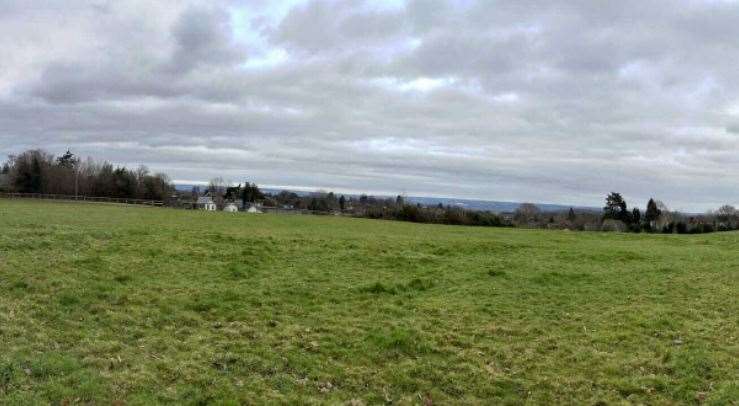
[644,198,662,227]
[56,149,80,169]
[3,149,173,200]
[603,192,628,222]
[241,182,265,206]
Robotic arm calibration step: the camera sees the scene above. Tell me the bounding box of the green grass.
[0,199,737,405]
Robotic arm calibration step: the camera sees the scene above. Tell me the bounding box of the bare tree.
[514,203,541,227]
[208,177,227,210]
[655,200,672,229]
[714,205,738,229]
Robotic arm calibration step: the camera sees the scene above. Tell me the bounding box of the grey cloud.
[0,0,738,211]
[167,5,246,73]
[272,1,407,53]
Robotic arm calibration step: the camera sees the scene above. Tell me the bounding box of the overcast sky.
[1,0,738,211]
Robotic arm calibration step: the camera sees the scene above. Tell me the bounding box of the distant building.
[224,202,239,212]
[197,196,217,211]
[246,205,263,214]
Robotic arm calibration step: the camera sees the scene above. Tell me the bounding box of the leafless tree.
[208,177,227,209]
[514,203,541,227]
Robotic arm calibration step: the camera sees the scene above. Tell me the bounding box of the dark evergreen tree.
[632,207,641,225]
[225,184,241,201]
[11,152,48,194]
[93,163,115,197]
[56,149,79,169]
[603,192,628,222]
[112,167,136,198]
[645,198,661,225]
[241,182,250,207]
[325,192,337,210]
[31,155,44,193]
[241,182,265,206]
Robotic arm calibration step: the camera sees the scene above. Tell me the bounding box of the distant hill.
[402,195,598,213]
[174,184,599,213]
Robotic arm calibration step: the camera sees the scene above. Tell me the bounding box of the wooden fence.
[0,192,164,207]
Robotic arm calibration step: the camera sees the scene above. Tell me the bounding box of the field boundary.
[0,192,164,206]
[0,193,340,214]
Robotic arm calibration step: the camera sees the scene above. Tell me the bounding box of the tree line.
[0,149,173,201]
[241,188,737,234]
[179,176,737,233]
[599,192,736,233]
[509,192,737,234]
[181,184,508,227]
[272,191,507,227]
[3,148,736,234]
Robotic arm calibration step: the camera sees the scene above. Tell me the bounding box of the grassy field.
[0,199,737,405]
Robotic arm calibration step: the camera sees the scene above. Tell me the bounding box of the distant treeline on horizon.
[173,183,599,214]
[2,148,737,234]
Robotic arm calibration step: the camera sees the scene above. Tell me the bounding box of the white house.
[224,202,239,212]
[197,196,217,211]
[246,205,263,214]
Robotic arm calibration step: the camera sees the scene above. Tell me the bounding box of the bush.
[397,204,424,223]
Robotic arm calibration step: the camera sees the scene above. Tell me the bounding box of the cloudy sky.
[1,0,738,211]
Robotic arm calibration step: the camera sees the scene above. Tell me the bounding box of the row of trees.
[0,149,173,201]
[178,188,508,226]
[602,192,666,231]
[183,180,736,234]
[511,203,602,231]
[601,192,737,233]
[3,149,735,234]
[508,192,738,234]
[261,191,507,226]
